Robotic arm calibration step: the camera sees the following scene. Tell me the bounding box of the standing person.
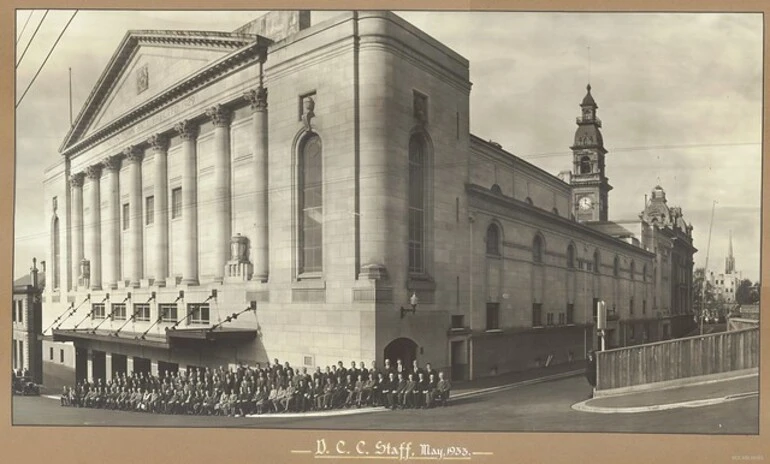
[416,372,429,408]
[425,373,438,408]
[411,359,423,379]
[436,371,451,406]
[311,377,324,411]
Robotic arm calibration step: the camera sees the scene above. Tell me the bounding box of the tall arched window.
[408,134,426,273]
[52,216,60,289]
[299,134,323,274]
[580,156,591,174]
[613,255,620,277]
[486,224,501,255]
[532,234,544,263]
[593,249,600,274]
[567,243,576,269]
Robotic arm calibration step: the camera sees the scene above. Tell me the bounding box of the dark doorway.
[158,361,179,379]
[75,348,88,383]
[383,338,418,369]
[92,350,106,381]
[450,340,467,381]
[133,357,151,375]
[111,354,127,378]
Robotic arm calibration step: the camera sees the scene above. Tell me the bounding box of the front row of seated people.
[59,360,452,416]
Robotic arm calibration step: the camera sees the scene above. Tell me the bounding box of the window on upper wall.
[532,234,544,263]
[49,347,54,360]
[451,315,465,329]
[408,134,426,274]
[486,224,501,256]
[145,196,155,225]
[486,303,500,330]
[594,250,601,274]
[630,298,635,315]
[159,304,178,323]
[171,187,182,219]
[613,256,620,277]
[91,303,106,320]
[122,203,130,230]
[60,349,64,363]
[630,261,635,280]
[567,244,576,269]
[580,156,591,174]
[643,264,648,282]
[17,301,23,324]
[188,303,210,325]
[566,303,575,325]
[532,303,543,327]
[112,303,126,321]
[299,133,323,274]
[52,216,60,289]
[134,304,151,322]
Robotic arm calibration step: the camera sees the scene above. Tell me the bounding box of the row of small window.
[121,188,183,230]
[89,303,210,324]
[49,347,66,363]
[484,303,576,331]
[485,224,648,279]
[11,300,23,324]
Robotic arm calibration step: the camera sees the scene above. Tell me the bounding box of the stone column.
[123,146,144,288]
[206,104,232,283]
[245,87,269,282]
[149,134,169,285]
[175,120,199,285]
[126,356,134,376]
[150,359,159,377]
[86,349,94,382]
[102,155,122,288]
[85,165,102,290]
[69,173,85,290]
[105,352,113,382]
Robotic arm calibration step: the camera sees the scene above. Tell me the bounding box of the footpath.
[572,372,759,414]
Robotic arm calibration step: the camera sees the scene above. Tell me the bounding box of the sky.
[13,10,763,282]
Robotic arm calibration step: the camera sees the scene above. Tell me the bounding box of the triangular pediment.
[61,30,256,152]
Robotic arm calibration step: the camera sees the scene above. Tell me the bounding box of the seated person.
[436,371,451,406]
[60,386,70,406]
[402,374,417,409]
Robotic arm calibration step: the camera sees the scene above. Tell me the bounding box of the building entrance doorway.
[75,348,88,383]
[133,357,151,375]
[383,338,418,368]
[450,340,467,381]
[111,354,127,377]
[92,350,106,381]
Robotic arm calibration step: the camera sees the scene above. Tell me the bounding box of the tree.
[692,267,716,319]
[736,279,754,305]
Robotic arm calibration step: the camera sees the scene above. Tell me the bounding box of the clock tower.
[571,84,612,222]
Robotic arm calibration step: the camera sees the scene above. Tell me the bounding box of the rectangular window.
[546,312,554,326]
[558,313,566,325]
[19,341,24,369]
[18,300,22,324]
[486,303,500,330]
[145,196,155,225]
[134,304,151,322]
[50,347,54,360]
[629,324,635,340]
[188,304,210,325]
[532,303,543,327]
[112,303,126,321]
[451,315,465,329]
[304,356,313,367]
[566,303,575,325]
[60,349,64,363]
[171,187,182,219]
[159,303,178,323]
[12,302,16,322]
[630,298,635,316]
[299,135,323,274]
[122,203,130,230]
[643,300,647,314]
[91,303,106,320]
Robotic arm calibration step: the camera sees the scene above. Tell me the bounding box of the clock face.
[579,196,594,210]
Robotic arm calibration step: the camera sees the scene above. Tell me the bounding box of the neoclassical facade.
[41,11,695,383]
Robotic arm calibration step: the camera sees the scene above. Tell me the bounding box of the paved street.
[13,375,758,434]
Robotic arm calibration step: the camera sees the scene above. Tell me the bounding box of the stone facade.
[40,11,696,384]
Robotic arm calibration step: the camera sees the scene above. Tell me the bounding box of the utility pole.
[700,200,717,335]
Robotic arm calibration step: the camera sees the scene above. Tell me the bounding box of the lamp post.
[400,293,418,318]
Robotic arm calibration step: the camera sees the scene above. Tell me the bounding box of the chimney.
[31,257,39,289]
[40,260,46,274]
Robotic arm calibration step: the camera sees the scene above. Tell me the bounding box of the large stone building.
[13,259,44,383]
[40,11,696,384]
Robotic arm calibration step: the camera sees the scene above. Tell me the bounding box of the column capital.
[245,87,268,112]
[175,120,198,141]
[148,133,169,152]
[102,155,122,172]
[69,172,85,188]
[206,104,231,127]
[85,164,102,180]
[123,145,143,163]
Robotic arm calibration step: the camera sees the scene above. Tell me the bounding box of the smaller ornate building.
[12,259,44,383]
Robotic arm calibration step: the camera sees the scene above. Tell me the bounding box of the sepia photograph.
[9,5,763,452]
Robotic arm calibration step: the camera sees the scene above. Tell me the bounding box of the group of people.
[59,357,452,416]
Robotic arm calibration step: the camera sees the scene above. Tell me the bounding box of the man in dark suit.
[383,372,396,409]
[394,373,407,409]
[436,371,451,406]
[403,373,417,408]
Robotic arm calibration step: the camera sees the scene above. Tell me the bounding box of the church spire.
[725,230,735,274]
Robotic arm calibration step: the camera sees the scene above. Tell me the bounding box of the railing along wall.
[596,327,759,391]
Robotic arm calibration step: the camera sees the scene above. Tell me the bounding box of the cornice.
[61,32,267,158]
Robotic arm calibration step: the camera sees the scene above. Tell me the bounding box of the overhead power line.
[16,10,78,109]
[16,9,48,68]
[16,10,35,45]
